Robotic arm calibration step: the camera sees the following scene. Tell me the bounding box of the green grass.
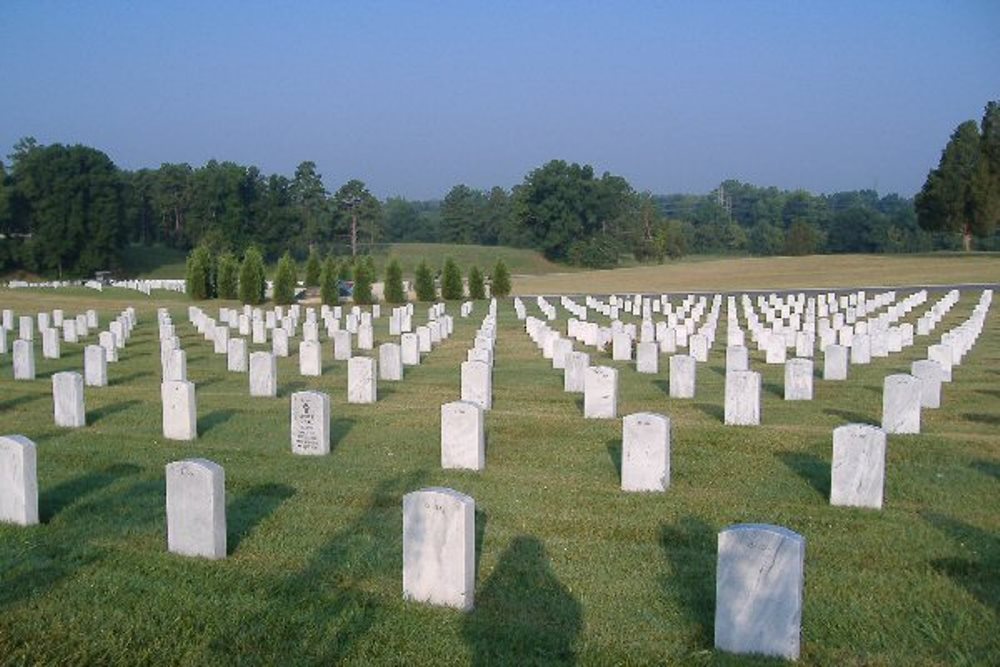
[120,244,190,279]
[0,284,997,665]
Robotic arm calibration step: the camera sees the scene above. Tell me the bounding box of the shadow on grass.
[475,508,488,582]
[962,413,1000,426]
[111,371,152,386]
[40,463,142,523]
[227,483,296,553]
[922,512,999,615]
[279,380,307,397]
[209,471,427,663]
[976,389,1000,399]
[694,402,724,423]
[776,451,830,500]
[971,460,1000,481]
[88,399,141,424]
[463,535,582,666]
[659,518,716,648]
[0,393,46,411]
[824,408,874,425]
[332,418,355,451]
[606,438,622,478]
[653,379,670,396]
[762,381,784,399]
[198,409,237,435]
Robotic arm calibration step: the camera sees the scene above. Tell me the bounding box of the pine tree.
[468,265,485,300]
[216,252,239,299]
[238,247,266,305]
[490,259,511,298]
[320,254,339,305]
[304,247,322,287]
[414,260,436,302]
[273,251,298,305]
[185,245,214,300]
[353,260,374,304]
[441,257,464,300]
[384,259,405,303]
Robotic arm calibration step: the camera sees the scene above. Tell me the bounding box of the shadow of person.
[463,535,582,666]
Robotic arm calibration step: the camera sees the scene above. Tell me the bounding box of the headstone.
[165,459,226,559]
[927,344,953,382]
[725,345,749,373]
[272,328,289,357]
[850,334,871,365]
[830,424,886,509]
[290,391,330,456]
[881,374,921,434]
[164,348,187,382]
[910,359,942,409]
[12,339,35,380]
[715,524,805,660]
[249,352,277,397]
[636,341,659,374]
[784,358,813,401]
[0,435,39,526]
[584,366,618,418]
[551,338,573,370]
[379,343,404,381]
[612,332,632,361]
[765,336,787,364]
[347,356,377,404]
[460,360,492,410]
[84,345,107,387]
[161,380,197,440]
[299,340,322,377]
[333,330,352,361]
[564,351,590,393]
[401,333,420,366]
[213,326,230,355]
[402,487,475,611]
[99,331,118,362]
[823,344,848,381]
[42,327,61,359]
[417,326,432,353]
[689,333,709,362]
[51,372,86,428]
[621,412,670,492]
[669,355,696,398]
[441,401,485,471]
[357,322,374,350]
[724,371,761,426]
[18,316,33,341]
[227,338,248,372]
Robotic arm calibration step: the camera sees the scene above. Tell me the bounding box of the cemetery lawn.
[514,252,1000,295]
[0,286,998,665]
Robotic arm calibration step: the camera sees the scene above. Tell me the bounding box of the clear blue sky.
[2,1,997,199]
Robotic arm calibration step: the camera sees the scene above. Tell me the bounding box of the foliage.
[916,101,1000,250]
[272,251,298,305]
[319,255,339,306]
[783,221,823,256]
[216,252,239,299]
[414,260,436,301]
[440,257,464,300]
[333,179,382,255]
[384,259,406,303]
[567,235,621,268]
[337,259,353,282]
[238,246,266,305]
[490,259,511,298]
[185,245,215,300]
[468,266,485,300]
[304,247,322,287]
[352,258,374,305]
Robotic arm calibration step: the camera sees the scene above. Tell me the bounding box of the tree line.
[1,99,996,278]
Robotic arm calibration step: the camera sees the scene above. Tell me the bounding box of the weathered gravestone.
[401,333,420,366]
[784,358,813,401]
[669,355,696,398]
[460,360,492,410]
[227,338,248,372]
[13,339,35,381]
[42,327,60,359]
[0,435,38,526]
[823,344,848,381]
[299,340,322,377]
[348,356,377,404]
[161,380,197,440]
[52,372,86,427]
[725,346,748,373]
[910,359,942,409]
[164,348,187,382]
[584,366,618,418]
[402,487,475,611]
[290,391,330,456]
[166,459,226,559]
[250,352,277,397]
[564,351,590,393]
[333,330,352,361]
[379,343,404,381]
[715,524,805,661]
[725,371,761,426]
[881,374,921,434]
[84,345,107,387]
[636,341,659,374]
[441,401,485,471]
[830,423,885,509]
[621,412,670,492]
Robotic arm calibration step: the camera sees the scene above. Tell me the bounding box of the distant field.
[119,243,569,281]
[513,253,1000,294]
